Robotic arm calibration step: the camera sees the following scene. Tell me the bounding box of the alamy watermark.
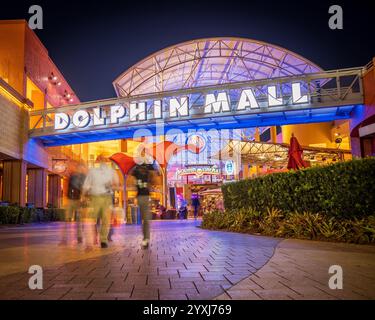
[328,5,343,30]
[328,265,343,290]
[28,265,43,290]
[28,5,43,30]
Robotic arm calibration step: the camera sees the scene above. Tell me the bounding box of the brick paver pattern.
[0,220,279,300]
[216,239,375,300]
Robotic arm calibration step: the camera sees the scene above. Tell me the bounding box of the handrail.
[29,66,364,117]
[0,77,34,109]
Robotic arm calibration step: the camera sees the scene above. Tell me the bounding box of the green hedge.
[222,158,375,218]
[0,206,65,225]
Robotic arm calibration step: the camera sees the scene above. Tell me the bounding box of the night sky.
[1,0,374,101]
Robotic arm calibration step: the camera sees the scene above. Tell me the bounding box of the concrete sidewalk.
[216,239,375,300]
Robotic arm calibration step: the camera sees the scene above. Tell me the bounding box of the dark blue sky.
[1,0,374,101]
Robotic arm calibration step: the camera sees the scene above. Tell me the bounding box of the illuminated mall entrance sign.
[29,68,364,146]
[53,83,309,131]
[176,165,220,177]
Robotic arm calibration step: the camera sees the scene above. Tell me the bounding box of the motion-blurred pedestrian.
[132,162,155,249]
[82,154,119,249]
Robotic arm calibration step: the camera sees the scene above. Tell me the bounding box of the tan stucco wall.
[0,93,49,168]
[0,94,28,159]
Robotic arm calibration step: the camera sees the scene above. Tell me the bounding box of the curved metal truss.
[113,37,322,97]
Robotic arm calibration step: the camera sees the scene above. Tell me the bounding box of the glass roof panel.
[113,38,323,98]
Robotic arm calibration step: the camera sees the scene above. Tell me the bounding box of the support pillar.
[48,174,62,208]
[121,139,128,153]
[270,126,277,143]
[242,164,249,179]
[2,160,26,206]
[254,127,260,141]
[350,136,362,158]
[161,166,168,207]
[123,174,128,222]
[254,128,261,176]
[27,168,47,208]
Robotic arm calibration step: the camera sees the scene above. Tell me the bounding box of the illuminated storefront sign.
[52,160,67,173]
[54,82,308,131]
[225,160,235,175]
[176,165,220,177]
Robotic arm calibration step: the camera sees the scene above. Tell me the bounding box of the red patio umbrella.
[287,133,307,170]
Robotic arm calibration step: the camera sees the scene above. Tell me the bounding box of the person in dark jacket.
[132,162,156,249]
[191,194,200,220]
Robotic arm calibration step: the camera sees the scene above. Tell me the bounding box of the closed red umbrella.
[110,141,201,175]
[287,133,307,170]
[110,152,136,175]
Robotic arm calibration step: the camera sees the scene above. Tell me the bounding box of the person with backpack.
[132,162,156,249]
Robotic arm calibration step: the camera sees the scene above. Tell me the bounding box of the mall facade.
[0,20,374,214]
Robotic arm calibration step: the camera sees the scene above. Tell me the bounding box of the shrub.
[44,208,65,222]
[202,209,375,244]
[228,208,251,232]
[0,206,64,224]
[0,206,20,224]
[282,212,322,240]
[222,158,375,218]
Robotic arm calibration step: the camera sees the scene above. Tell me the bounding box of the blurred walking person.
[133,162,155,249]
[60,161,86,245]
[191,194,200,220]
[82,155,119,249]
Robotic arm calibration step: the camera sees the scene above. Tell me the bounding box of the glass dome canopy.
[113,37,323,97]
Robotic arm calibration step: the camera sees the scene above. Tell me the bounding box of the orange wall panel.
[0,20,26,95]
[363,62,375,107]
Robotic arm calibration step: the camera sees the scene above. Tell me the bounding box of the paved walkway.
[0,220,279,300]
[0,220,374,300]
[216,239,375,300]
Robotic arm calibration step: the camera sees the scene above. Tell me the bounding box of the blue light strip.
[37,105,359,147]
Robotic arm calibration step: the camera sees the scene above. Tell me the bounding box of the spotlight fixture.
[48,72,58,82]
[48,72,61,86]
[335,137,342,144]
[63,90,74,102]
